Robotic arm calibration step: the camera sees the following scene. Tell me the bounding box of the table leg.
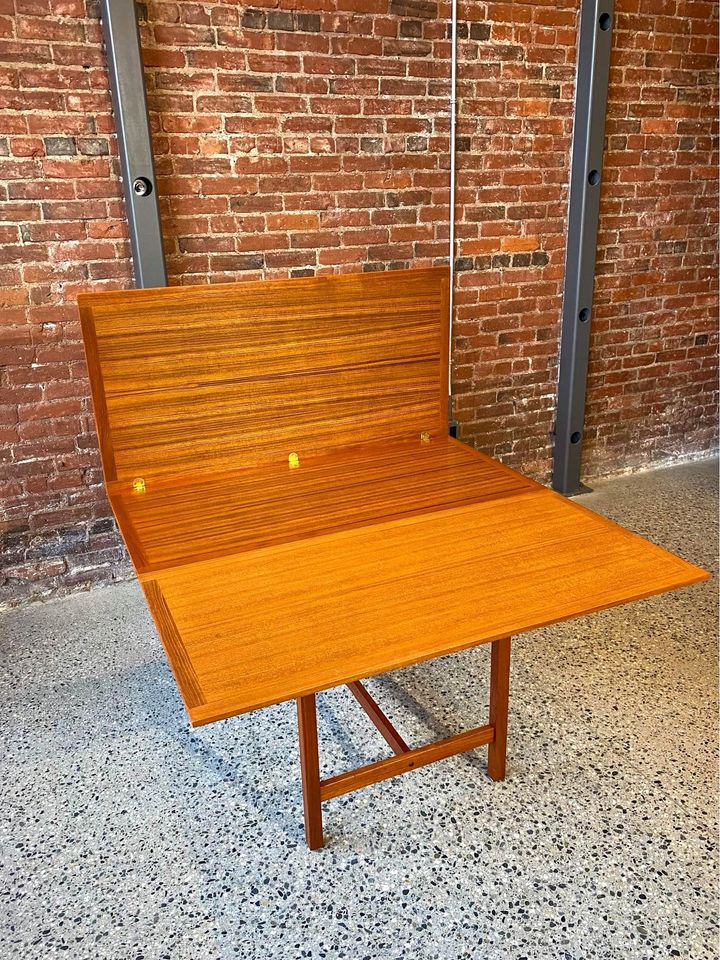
[297,694,324,849]
[487,636,511,781]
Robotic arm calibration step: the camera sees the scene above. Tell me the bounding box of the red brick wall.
[1,0,717,605]
[586,0,718,471]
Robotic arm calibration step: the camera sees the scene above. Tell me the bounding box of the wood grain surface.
[320,722,496,802]
[346,680,411,756]
[78,267,449,482]
[111,436,535,575]
[297,695,323,850]
[142,482,708,726]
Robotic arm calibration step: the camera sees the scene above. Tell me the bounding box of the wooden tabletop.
[109,435,529,576]
[121,436,708,726]
[77,268,708,730]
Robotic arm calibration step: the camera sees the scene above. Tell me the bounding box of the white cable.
[448,0,458,401]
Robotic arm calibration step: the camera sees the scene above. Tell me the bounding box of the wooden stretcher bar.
[77,267,709,849]
[296,642,507,849]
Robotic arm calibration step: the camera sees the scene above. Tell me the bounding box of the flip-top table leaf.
[78,267,708,849]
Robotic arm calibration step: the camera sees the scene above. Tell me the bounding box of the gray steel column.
[552,0,615,495]
[100,0,167,288]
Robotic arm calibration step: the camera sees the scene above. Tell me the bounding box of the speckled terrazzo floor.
[1,457,718,960]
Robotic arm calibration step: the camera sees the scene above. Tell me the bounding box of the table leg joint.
[297,636,511,848]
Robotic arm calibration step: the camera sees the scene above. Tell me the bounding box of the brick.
[241,8,264,30]
[5,558,67,581]
[295,13,321,33]
[400,20,423,39]
[43,136,76,156]
[500,235,540,253]
[77,137,109,156]
[390,0,437,18]
[267,11,293,32]
[470,23,491,41]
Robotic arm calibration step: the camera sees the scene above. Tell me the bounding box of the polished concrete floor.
[1,457,717,960]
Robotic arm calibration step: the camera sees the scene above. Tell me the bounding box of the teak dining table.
[78,266,708,849]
